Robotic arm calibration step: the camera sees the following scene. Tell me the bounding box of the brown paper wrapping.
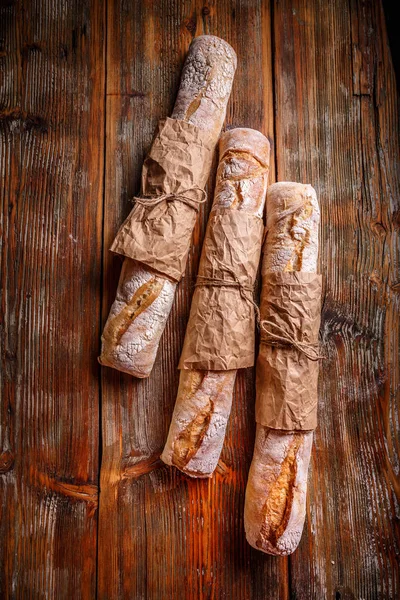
[256,272,322,431]
[110,117,215,282]
[179,209,264,370]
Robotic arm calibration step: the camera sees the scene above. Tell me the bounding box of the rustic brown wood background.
[1,0,399,598]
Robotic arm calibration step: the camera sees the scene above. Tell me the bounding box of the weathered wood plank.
[273,0,400,597]
[1,1,397,597]
[0,1,104,597]
[98,1,285,598]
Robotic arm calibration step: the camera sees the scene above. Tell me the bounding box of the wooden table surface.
[1,1,399,598]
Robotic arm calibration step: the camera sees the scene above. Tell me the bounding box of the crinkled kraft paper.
[110,117,215,282]
[256,272,322,431]
[179,209,264,370]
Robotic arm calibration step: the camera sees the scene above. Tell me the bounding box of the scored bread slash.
[244,181,322,556]
[161,127,270,478]
[99,36,237,378]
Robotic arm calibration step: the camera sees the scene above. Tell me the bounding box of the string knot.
[260,319,325,361]
[195,269,260,326]
[133,186,207,212]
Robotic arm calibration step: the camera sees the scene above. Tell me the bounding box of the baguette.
[244,182,320,555]
[161,128,270,477]
[99,36,237,377]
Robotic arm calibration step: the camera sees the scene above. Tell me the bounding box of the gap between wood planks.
[96,0,108,598]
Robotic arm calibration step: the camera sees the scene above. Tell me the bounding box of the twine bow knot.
[195,269,260,325]
[260,319,324,361]
[133,186,207,212]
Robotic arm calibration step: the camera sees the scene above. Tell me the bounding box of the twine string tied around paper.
[195,269,260,326]
[260,319,325,361]
[133,186,207,212]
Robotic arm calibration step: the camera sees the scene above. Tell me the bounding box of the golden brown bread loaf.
[244,182,320,555]
[162,369,237,477]
[161,128,270,476]
[99,36,237,378]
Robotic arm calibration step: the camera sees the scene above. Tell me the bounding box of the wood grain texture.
[98,1,281,599]
[0,0,104,597]
[273,0,400,597]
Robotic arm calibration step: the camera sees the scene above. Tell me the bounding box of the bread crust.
[245,425,313,555]
[161,369,237,477]
[171,36,237,132]
[99,36,237,377]
[99,260,176,378]
[244,182,320,555]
